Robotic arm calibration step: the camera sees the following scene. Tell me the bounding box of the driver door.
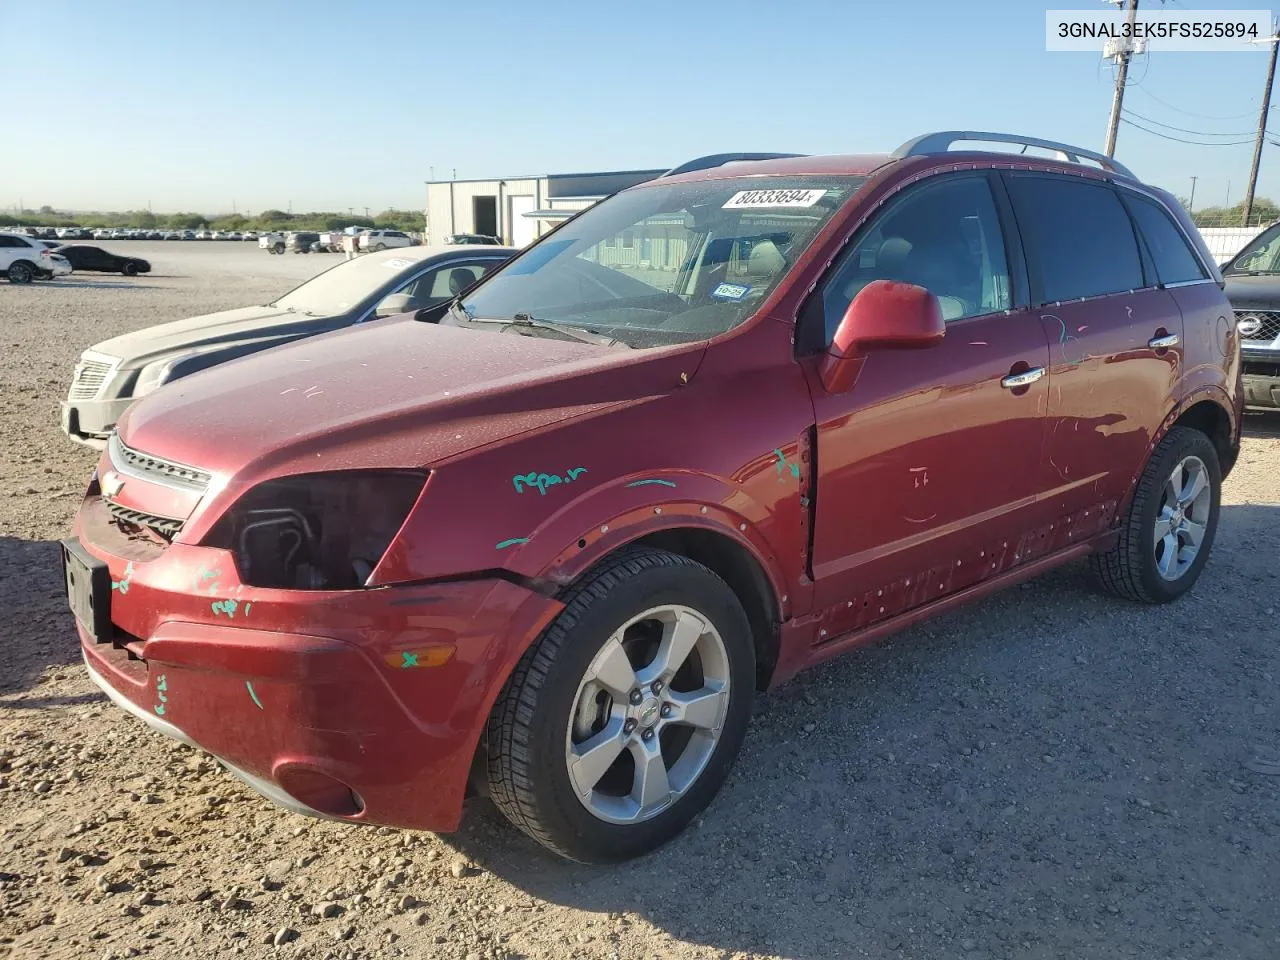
[803,172,1053,631]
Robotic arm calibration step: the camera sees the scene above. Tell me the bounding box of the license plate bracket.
[61,538,111,643]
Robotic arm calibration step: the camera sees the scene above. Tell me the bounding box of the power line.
[1119,116,1256,146]
[1121,108,1254,137]
[1132,85,1264,121]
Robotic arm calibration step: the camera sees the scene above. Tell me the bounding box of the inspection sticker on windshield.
[711,282,751,301]
[723,188,826,209]
[383,258,413,269]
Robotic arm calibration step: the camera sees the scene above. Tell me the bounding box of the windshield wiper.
[464,312,630,348]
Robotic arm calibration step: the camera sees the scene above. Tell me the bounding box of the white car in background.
[0,232,72,283]
[358,229,413,251]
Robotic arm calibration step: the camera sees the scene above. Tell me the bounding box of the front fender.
[497,470,795,621]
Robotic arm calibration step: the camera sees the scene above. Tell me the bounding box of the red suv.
[63,132,1242,863]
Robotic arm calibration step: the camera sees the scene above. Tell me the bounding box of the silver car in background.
[61,244,514,447]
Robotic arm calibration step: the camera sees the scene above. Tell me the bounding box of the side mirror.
[819,279,945,393]
[374,292,416,319]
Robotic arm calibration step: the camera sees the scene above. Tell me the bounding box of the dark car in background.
[56,245,152,276]
[61,244,515,446]
[1221,220,1280,409]
[443,233,503,246]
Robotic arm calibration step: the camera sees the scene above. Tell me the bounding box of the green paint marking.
[156,675,167,692]
[774,449,800,483]
[401,651,419,668]
[626,479,677,488]
[157,692,167,703]
[244,602,252,615]
[495,538,529,550]
[245,681,264,710]
[211,599,240,618]
[153,704,165,716]
[112,561,135,594]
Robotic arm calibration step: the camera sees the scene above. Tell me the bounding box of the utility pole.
[1188,176,1198,212]
[1243,23,1280,226]
[1104,0,1141,158]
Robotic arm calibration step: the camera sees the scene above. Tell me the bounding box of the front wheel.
[1089,425,1221,603]
[486,549,755,863]
[373,242,386,251]
[122,262,138,277]
[273,242,285,255]
[7,261,33,284]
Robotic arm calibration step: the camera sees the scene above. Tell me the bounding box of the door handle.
[1001,367,1046,389]
[1149,333,1180,349]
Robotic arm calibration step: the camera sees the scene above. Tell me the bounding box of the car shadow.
[438,501,1280,959]
[0,536,83,698]
[45,280,159,291]
[1243,408,1280,439]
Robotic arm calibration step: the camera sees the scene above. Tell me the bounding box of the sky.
[5,0,1280,215]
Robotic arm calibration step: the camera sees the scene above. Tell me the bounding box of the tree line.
[1177,196,1280,229]
[0,206,425,233]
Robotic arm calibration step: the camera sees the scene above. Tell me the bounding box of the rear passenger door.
[1003,172,1184,542]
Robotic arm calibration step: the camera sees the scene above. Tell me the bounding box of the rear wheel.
[273,242,285,255]
[7,261,33,284]
[1090,426,1221,603]
[373,242,386,252]
[486,548,755,863]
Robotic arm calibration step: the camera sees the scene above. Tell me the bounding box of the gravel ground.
[1,243,1278,960]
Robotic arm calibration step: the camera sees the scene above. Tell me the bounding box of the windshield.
[459,176,864,348]
[272,253,424,315]
[1225,221,1280,275]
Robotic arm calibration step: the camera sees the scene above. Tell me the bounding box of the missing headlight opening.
[206,471,427,590]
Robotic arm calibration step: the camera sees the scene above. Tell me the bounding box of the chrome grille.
[68,359,115,401]
[109,432,212,492]
[1235,310,1280,343]
[102,499,183,538]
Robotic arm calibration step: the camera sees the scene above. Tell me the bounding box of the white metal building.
[424,168,666,247]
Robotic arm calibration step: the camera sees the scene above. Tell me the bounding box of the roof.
[656,154,894,184]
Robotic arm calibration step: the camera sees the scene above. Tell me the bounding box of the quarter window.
[1125,194,1207,284]
[1006,175,1144,303]
[816,175,1012,343]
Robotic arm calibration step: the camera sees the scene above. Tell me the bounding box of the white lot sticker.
[383,258,413,269]
[711,282,751,301]
[723,188,826,209]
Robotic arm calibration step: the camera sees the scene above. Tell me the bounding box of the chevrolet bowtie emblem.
[101,472,125,498]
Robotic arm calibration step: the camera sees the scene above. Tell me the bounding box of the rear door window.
[1123,193,1208,284]
[1005,174,1144,303]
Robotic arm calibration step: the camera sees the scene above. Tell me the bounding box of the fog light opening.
[275,764,365,818]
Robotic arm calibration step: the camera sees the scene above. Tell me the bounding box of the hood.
[1223,273,1280,309]
[119,316,699,482]
[90,304,338,369]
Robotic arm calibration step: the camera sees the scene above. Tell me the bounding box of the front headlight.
[133,358,179,398]
[204,471,427,590]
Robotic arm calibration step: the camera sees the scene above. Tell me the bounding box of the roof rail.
[892,131,1136,180]
[660,152,807,178]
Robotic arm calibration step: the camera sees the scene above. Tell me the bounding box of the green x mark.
[401,652,418,669]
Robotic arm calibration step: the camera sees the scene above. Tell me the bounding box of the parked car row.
[258,228,418,255]
[58,133,1244,866]
[14,226,265,242]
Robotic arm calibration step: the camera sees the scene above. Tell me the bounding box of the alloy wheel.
[564,605,731,825]
[1153,454,1211,581]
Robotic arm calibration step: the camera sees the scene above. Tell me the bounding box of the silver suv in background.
[60,244,514,446]
[1221,221,1280,408]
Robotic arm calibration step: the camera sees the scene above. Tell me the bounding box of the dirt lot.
[2,242,1278,960]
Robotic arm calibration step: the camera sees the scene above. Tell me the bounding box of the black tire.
[373,243,386,252]
[7,261,33,284]
[273,242,285,255]
[1089,425,1221,603]
[485,548,756,863]
[122,261,138,277]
